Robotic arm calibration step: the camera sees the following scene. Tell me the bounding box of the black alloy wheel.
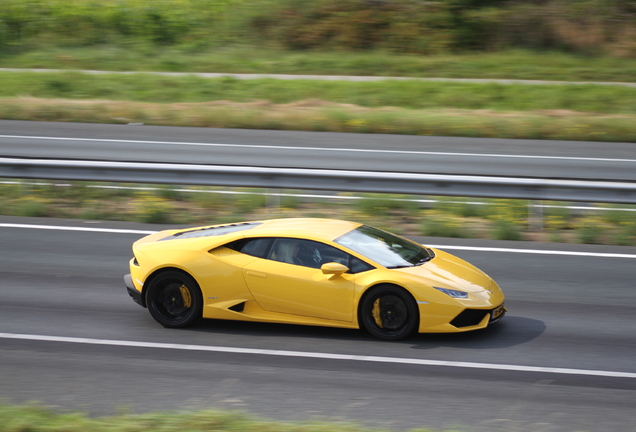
[146,270,202,328]
[359,285,419,341]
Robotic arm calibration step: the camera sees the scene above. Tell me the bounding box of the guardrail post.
[529,201,544,231]
[267,189,280,214]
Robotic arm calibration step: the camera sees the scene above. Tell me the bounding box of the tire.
[358,285,419,341]
[145,270,203,328]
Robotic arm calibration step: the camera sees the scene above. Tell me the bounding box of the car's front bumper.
[450,303,506,328]
[124,274,145,307]
[417,300,506,333]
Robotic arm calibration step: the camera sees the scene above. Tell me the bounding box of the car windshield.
[335,225,433,269]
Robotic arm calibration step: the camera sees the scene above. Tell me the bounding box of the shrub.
[0,182,22,199]
[1,0,636,56]
[598,204,636,225]
[235,193,266,214]
[79,200,110,221]
[544,203,572,230]
[157,185,183,201]
[611,226,636,246]
[484,199,528,228]
[280,193,301,209]
[191,190,225,210]
[13,197,49,217]
[575,216,605,244]
[419,213,473,238]
[137,195,173,224]
[491,219,522,241]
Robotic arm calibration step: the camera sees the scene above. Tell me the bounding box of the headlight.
[434,287,468,299]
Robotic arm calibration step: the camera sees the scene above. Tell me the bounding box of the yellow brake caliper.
[372,298,383,328]
[179,285,192,308]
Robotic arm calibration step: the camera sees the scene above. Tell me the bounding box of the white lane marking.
[2,223,636,258]
[1,332,634,379]
[0,223,154,235]
[1,135,635,163]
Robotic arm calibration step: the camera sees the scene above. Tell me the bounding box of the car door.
[242,238,356,322]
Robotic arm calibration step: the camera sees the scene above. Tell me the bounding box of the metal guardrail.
[1,157,636,204]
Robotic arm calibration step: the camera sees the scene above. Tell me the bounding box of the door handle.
[246,271,267,279]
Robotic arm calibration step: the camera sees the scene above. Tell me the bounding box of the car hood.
[395,248,491,292]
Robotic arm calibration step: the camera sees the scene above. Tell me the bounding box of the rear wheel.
[145,270,202,328]
[359,285,418,341]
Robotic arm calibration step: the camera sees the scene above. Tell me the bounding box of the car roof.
[134,218,363,251]
[249,218,362,242]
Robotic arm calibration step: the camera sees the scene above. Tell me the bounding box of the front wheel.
[145,270,202,328]
[359,285,419,341]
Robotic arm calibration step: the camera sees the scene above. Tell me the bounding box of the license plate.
[491,304,505,320]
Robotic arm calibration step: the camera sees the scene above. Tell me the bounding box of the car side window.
[268,238,305,265]
[349,256,375,273]
[267,238,374,273]
[227,238,272,258]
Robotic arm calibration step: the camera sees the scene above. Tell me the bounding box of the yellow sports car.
[125,218,505,340]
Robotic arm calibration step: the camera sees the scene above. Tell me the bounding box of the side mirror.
[321,262,349,275]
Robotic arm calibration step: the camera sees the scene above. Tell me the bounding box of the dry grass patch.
[2,97,636,142]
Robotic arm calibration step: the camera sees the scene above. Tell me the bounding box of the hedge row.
[1,0,635,56]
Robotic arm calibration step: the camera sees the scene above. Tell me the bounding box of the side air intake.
[228,302,246,312]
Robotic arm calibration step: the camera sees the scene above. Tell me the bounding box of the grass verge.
[1,97,635,142]
[4,71,636,112]
[3,181,635,246]
[3,47,636,82]
[0,404,427,432]
[2,67,636,141]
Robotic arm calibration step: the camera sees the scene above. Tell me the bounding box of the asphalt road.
[1,215,635,432]
[2,120,636,182]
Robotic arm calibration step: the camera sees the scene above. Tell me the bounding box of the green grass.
[2,47,636,143]
[3,181,635,245]
[491,220,523,241]
[1,95,635,142]
[1,0,636,61]
[2,70,636,113]
[2,47,636,82]
[419,214,474,239]
[1,404,414,432]
[355,194,420,217]
[434,198,486,218]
